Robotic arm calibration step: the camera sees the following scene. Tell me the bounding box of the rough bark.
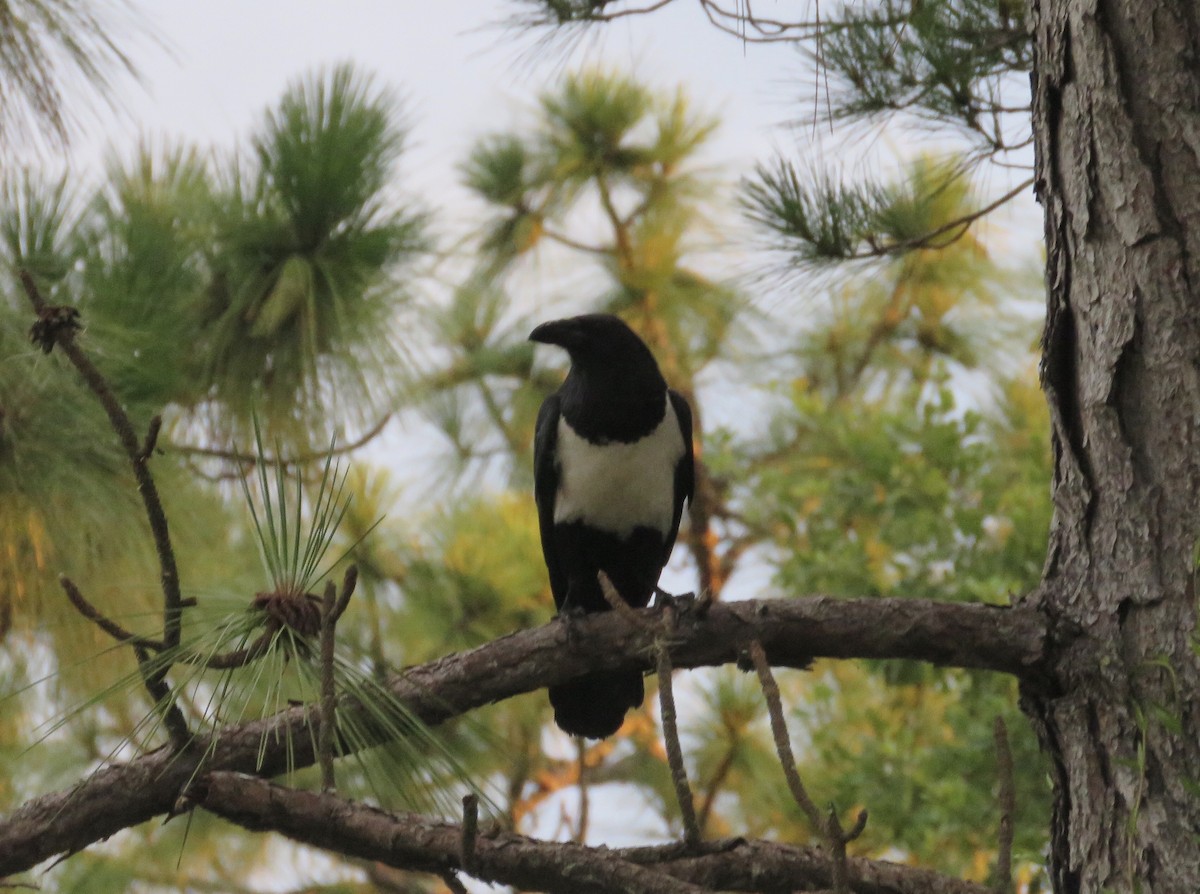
[1028,0,1200,889]
[196,771,993,894]
[0,595,1048,878]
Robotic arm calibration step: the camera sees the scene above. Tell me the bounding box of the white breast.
[554,396,685,538]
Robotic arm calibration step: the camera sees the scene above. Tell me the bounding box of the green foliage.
[746,154,1005,269]
[200,429,484,815]
[818,0,1031,140]
[713,160,1052,883]
[0,61,469,890]
[240,427,356,599]
[81,144,215,411]
[0,301,139,636]
[753,376,1047,602]
[744,159,879,264]
[2,61,427,451]
[730,0,1036,289]
[202,64,427,438]
[400,493,548,659]
[788,663,1047,878]
[463,69,717,275]
[0,0,141,153]
[0,169,79,288]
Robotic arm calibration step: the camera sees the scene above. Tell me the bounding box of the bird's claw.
[654,587,710,618]
[556,604,588,647]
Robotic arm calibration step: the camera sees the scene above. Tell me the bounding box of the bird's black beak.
[529,318,581,350]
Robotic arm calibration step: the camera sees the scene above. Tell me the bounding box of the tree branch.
[193,772,990,894]
[846,177,1035,260]
[635,836,992,894]
[992,716,1015,892]
[22,275,184,650]
[318,580,338,792]
[196,772,707,894]
[22,274,189,747]
[168,413,394,467]
[0,594,1049,876]
[656,610,702,846]
[748,637,871,892]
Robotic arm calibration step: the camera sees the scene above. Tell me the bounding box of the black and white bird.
[530,313,694,739]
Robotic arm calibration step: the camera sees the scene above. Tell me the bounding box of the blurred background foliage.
[2,1,1052,890]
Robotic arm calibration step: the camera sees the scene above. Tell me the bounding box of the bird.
[529,313,694,739]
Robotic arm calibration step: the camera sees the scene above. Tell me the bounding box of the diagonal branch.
[846,177,1035,260]
[22,274,184,651]
[0,594,1050,877]
[656,610,702,846]
[22,274,189,747]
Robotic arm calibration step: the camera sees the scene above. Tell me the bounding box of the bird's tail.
[549,670,644,739]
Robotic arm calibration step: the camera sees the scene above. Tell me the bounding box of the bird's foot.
[556,604,588,648]
[654,587,711,619]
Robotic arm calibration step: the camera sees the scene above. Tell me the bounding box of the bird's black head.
[529,314,661,376]
[530,312,669,448]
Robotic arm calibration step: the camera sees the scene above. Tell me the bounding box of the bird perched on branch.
[530,313,694,739]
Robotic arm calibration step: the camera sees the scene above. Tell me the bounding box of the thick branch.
[0,595,1048,876]
[195,773,988,894]
[638,837,991,894]
[197,772,703,894]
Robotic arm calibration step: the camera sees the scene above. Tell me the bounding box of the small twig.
[139,415,162,462]
[747,641,822,827]
[749,640,864,894]
[439,871,470,894]
[597,570,648,625]
[59,575,166,651]
[59,575,190,748]
[318,581,338,792]
[826,804,869,894]
[656,606,701,847]
[843,808,868,841]
[842,176,1035,260]
[58,574,278,671]
[169,413,392,467]
[576,737,590,843]
[333,565,358,623]
[993,716,1015,892]
[193,630,275,670]
[460,793,479,873]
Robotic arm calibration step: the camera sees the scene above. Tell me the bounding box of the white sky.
[60,1,1039,230]
[66,2,798,200]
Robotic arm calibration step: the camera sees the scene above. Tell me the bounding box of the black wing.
[533,393,567,608]
[665,389,695,565]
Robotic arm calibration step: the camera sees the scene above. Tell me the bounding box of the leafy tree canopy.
[0,5,1056,890]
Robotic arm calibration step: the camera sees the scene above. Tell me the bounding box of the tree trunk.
[1028,0,1200,890]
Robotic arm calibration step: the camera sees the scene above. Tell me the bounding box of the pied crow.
[530,313,694,739]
